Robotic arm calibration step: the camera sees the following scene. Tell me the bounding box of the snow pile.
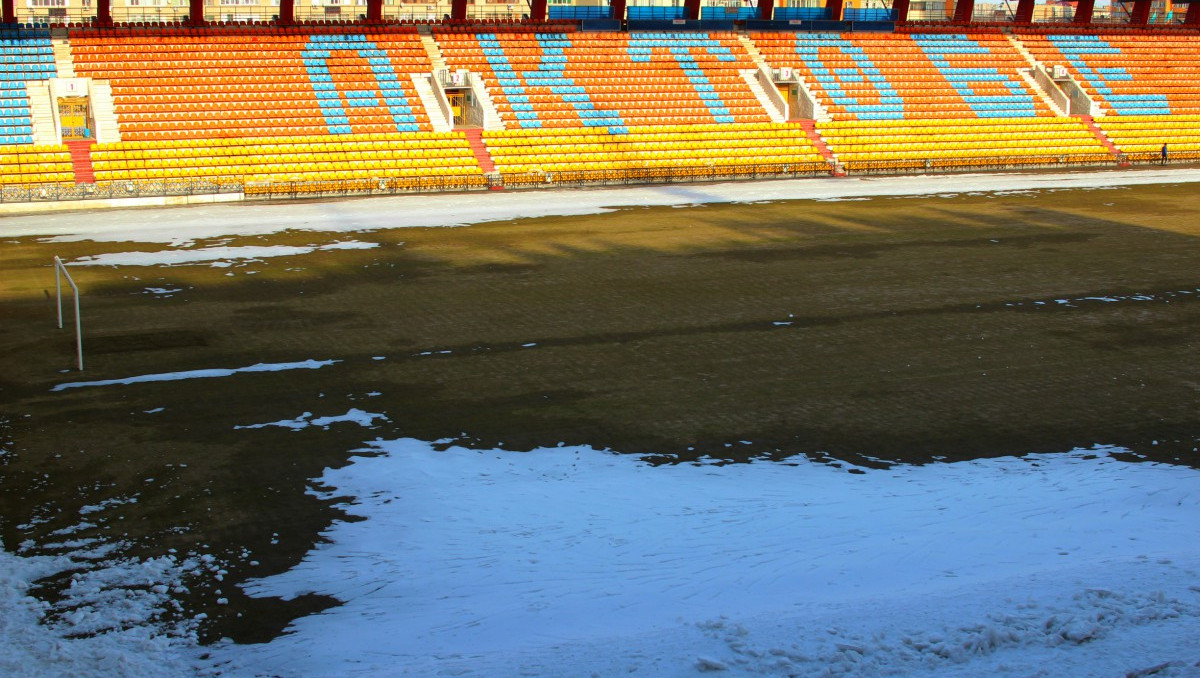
[52,359,340,392]
[70,240,378,267]
[5,442,1200,678]
[0,536,208,678]
[10,168,1200,244]
[688,583,1199,677]
[213,442,1200,678]
[234,408,389,431]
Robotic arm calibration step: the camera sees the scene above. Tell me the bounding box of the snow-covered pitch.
[4,170,1200,678]
[219,440,1200,678]
[5,442,1198,678]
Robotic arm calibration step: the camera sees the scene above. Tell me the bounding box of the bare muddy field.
[2,178,1200,644]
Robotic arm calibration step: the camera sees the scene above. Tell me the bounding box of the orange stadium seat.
[435,29,771,130]
[750,30,1115,170]
[433,28,817,177]
[71,26,436,141]
[5,26,1194,191]
[1015,32,1200,163]
[66,26,486,187]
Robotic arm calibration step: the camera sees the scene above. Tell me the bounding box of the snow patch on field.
[0,536,208,678]
[212,441,1200,678]
[1006,288,1199,309]
[5,442,1199,678]
[70,240,378,267]
[234,408,389,431]
[9,168,1200,244]
[52,359,340,391]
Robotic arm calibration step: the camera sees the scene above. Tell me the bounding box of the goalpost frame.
[54,256,83,371]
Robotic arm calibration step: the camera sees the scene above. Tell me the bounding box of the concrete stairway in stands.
[66,139,96,183]
[1006,34,1069,117]
[412,75,453,132]
[797,119,842,175]
[88,81,121,143]
[462,128,497,178]
[471,75,505,131]
[26,82,58,145]
[741,70,786,123]
[1076,115,1128,166]
[51,27,75,78]
[736,34,768,70]
[418,26,448,72]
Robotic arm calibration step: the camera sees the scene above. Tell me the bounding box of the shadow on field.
[2,184,1200,643]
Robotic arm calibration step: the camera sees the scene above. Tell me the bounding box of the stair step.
[411,74,452,133]
[735,34,767,70]
[740,70,785,124]
[797,119,841,174]
[89,81,122,143]
[51,28,75,78]
[65,139,96,184]
[462,128,498,176]
[419,34,447,72]
[25,82,57,145]
[1076,114,1127,165]
[1005,35,1067,118]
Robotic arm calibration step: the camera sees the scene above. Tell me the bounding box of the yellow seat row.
[90,136,483,184]
[0,145,76,185]
[1,173,75,185]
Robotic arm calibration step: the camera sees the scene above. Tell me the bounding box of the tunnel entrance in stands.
[57,96,90,140]
[448,91,467,127]
[438,69,483,129]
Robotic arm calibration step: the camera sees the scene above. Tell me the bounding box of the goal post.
[53,256,83,371]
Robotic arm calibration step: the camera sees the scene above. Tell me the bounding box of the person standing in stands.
[1161,143,1168,165]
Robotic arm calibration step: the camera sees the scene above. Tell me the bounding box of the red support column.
[529,0,547,22]
[892,0,910,22]
[189,0,206,25]
[1187,1,1200,26]
[952,0,974,22]
[278,0,294,25]
[685,0,702,21]
[366,0,383,22]
[2,0,14,24]
[610,0,626,20]
[451,0,467,21]
[96,0,113,26]
[757,0,774,20]
[1072,0,1095,23]
[1129,0,1152,23]
[1013,0,1034,22]
[825,0,844,20]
